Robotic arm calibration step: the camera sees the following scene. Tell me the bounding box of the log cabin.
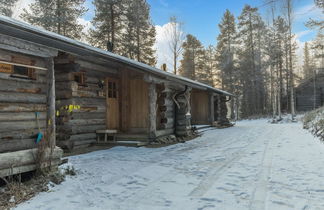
[296,70,324,112]
[0,16,233,176]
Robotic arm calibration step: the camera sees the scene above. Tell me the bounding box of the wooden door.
[106,78,120,130]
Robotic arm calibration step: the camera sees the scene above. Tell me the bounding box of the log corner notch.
[214,94,232,128]
[174,86,192,137]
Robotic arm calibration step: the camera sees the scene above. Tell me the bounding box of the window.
[108,81,118,98]
[73,72,85,85]
[11,66,36,80]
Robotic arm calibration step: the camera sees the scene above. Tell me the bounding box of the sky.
[148,0,321,45]
[12,0,323,68]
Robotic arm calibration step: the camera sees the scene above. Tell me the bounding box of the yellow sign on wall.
[0,63,13,73]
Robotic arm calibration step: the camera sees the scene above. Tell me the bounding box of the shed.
[296,70,324,112]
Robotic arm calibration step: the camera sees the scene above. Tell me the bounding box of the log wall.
[0,51,48,153]
[55,58,115,150]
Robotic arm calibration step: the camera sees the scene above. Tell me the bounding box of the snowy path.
[15,119,324,210]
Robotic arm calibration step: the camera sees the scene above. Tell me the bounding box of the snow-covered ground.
[15,119,324,210]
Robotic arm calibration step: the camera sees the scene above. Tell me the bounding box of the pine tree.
[0,0,18,17]
[121,0,156,66]
[89,0,125,53]
[20,0,87,40]
[216,9,237,118]
[237,5,266,117]
[179,34,204,81]
[203,45,216,87]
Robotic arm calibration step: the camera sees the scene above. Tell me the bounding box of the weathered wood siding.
[191,90,210,125]
[0,50,48,153]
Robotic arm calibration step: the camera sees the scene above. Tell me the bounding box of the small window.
[108,81,118,98]
[73,72,85,85]
[11,66,36,80]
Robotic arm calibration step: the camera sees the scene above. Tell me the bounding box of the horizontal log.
[160,111,174,119]
[0,138,37,153]
[57,124,106,135]
[0,34,58,58]
[56,81,77,91]
[66,119,105,126]
[0,120,46,132]
[160,117,174,124]
[0,147,62,177]
[0,91,46,103]
[0,72,47,83]
[56,98,106,106]
[75,59,118,74]
[0,78,46,94]
[70,112,105,120]
[0,112,46,122]
[55,63,81,72]
[0,128,42,140]
[0,103,47,112]
[159,122,174,130]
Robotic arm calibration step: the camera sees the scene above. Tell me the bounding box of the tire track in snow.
[249,125,276,210]
[189,126,272,197]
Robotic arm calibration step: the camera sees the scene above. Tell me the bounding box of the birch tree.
[165,16,185,75]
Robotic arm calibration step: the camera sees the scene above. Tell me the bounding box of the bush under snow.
[303,107,324,141]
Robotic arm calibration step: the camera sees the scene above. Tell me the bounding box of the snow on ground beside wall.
[15,119,324,210]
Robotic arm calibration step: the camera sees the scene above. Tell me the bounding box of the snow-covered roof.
[0,15,233,96]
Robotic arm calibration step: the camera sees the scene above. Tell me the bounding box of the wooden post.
[46,57,56,149]
[217,94,221,122]
[148,82,157,141]
[209,92,214,124]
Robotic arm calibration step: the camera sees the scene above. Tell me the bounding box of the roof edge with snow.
[0,15,233,96]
